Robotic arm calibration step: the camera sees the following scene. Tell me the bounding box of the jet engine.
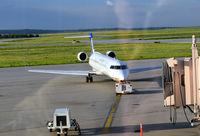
[106,51,116,58]
[77,52,88,61]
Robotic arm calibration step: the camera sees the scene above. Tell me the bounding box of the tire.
[78,129,81,135]
[57,134,60,136]
[63,129,68,136]
[90,77,93,82]
[46,121,50,126]
[49,129,52,132]
[77,123,81,135]
[86,77,89,83]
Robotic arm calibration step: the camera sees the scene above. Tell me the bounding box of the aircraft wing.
[129,65,162,73]
[28,69,97,76]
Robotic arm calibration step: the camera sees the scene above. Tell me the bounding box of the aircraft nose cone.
[119,70,129,81]
[119,76,125,81]
[118,72,126,81]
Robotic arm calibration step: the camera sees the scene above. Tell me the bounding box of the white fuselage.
[89,52,129,82]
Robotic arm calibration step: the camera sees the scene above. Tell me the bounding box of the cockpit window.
[110,65,127,69]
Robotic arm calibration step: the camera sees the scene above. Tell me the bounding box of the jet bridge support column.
[163,35,200,126]
[191,35,200,124]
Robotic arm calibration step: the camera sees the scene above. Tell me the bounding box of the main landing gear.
[86,75,93,83]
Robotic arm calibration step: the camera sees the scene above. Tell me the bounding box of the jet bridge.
[163,35,200,126]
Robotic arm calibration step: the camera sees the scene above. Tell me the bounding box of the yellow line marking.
[103,94,121,132]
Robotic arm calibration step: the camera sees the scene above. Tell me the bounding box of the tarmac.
[0,59,199,136]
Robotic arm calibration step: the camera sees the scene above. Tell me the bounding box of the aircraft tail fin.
[89,33,95,53]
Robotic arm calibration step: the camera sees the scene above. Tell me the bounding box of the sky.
[0,0,200,30]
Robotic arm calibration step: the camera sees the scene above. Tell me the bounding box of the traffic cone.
[140,122,143,136]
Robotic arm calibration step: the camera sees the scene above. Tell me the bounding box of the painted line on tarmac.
[103,94,121,132]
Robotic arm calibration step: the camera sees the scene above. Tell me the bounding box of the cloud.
[144,0,173,28]
[106,0,113,6]
[114,0,134,28]
[156,0,169,7]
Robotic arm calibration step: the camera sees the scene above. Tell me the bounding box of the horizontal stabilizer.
[64,35,91,38]
[64,35,111,38]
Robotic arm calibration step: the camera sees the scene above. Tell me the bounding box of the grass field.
[1,26,200,45]
[0,27,199,68]
[0,43,192,68]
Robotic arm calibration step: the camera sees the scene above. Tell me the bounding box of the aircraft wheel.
[90,77,93,82]
[86,77,89,83]
[64,131,68,136]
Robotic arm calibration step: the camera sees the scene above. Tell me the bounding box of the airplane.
[28,33,161,83]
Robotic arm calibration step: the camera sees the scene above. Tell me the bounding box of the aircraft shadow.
[130,76,161,82]
[81,122,193,135]
[94,79,114,83]
[133,89,163,95]
[129,76,162,88]
[62,76,162,85]
[63,78,114,85]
